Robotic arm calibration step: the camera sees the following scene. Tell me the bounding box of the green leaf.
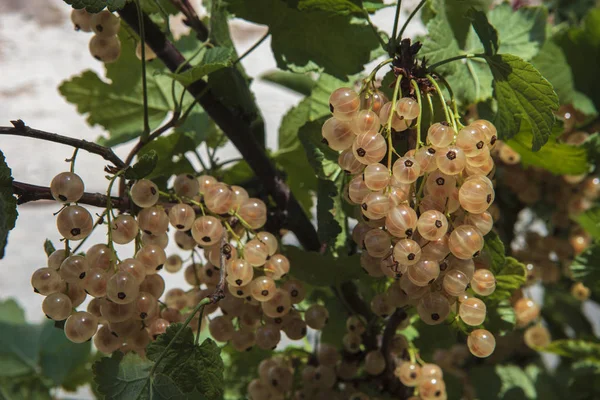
[574,207,600,240]
[471,364,538,399]
[0,375,52,400]
[168,47,234,86]
[0,299,25,325]
[485,54,559,150]
[571,244,600,292]
[38,322,92,386]
[146,324,224,399]
[43,239,56,257]
[299,120,342,181]
[467,8,499,56]
[221,346,271,398]
[227,0,379,78]
[0,150,17,260]
[543,287,595,339]
[0,321,42,378]
[316,175,346,253]
[586,133,600,168]
[260,71,316,96]
[94,352,152,400]
[482,231,506,274]
[273,145,317,216]
[555,9,600,114]
[125,150,158,179]
[62,0,115,13]
[59,31,175,147]
[543,340,600,361]
[296,0,363,15]
[506,121,588,175]
[285,246,364,286]
[487,256,526,302]
[485,299,516,335]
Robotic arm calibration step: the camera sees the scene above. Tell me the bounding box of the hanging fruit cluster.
[31,167,321,354]
[324,69,500,359]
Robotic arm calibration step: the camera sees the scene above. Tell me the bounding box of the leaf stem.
[426,74,456,131]
[390,0,403,55]
[428,53,485,71]
[397,0,426,41]
[134,0,150,139]
[233,30,270,66]
[411,80,423,151]
[386,75,403,171]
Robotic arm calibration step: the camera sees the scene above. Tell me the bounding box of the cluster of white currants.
[395,361,448,400]
[324,85,501,358]
[71,9,122,63]
[31,169,310,354]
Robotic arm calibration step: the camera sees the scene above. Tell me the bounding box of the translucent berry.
[415,146,438,172]
[173,174,199,198]
[361,192,390,220]
[407,260,440,286]
[459,297,486,326]
[380,102,410,131]
[50,172,84,203]
[386,204,418,238]
[226,258,254,287]
[396,362,421,386]
[329,87,360,121]
[94,325,123,353]
[138,206,169,236]
[371,293,394,317]
[59,255,88,284]
[262,289,292,318]
[238,198,267,229]
[264,254,290,280]
[118,258,146,284]
[351,110,380,135]
[471,269,496,296]
[305,304,329,330]
[65,311,98,343]
[471,119,497,148]
[436,146,466,175]
[91,10,120,37]
[191,216,224,247]
[524,325,551,348]
[467,329,495,358]
[364,163,390,191]
[418,377,446,400]
[353,132,387,164]
[514,298,540,327]
[417,210,448,241]
[57,205,93,240]
[393,238,421,266]
[106,271,139,304]
[338,149,365,174]
[89,35,121,63]
[205,183,234,214]
[360,90,387,113]
[135,244,167,274]
[348,175,371,204]
[427,123,455,148]
[442,268,470,297]
[71,9,92,32]
[459,176,494,214]
[250,276,277,302]
[42,292,72,321]
[364,229,391,258]
[393,156,421,184]
[456,125,486,157]
[168,204,195,231]
[130,179,158,208]
[448,225,484,259]
[256,324,281,350]
[417,292,450,325]
[364,350,386,375]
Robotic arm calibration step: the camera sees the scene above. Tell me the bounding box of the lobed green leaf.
[0,150,17,260]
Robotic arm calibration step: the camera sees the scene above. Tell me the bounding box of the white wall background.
[0,1,424,398]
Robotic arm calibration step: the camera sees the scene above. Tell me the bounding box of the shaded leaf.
[0,150,17,259]
[570,244,600,292]
[227,0,379,78]
[43,239,56,257]
[299,120,342,181]
[574,207,600,241]
[543,340,600,362]
[93,352,152,400]
[125,150,158,179]
[468,8,499,56]
[260,70,316,97]
[317,175,346,254]
[285,245,364,286]
[0,299,25,325]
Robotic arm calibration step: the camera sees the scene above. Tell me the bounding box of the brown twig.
[12,181,129,211]
[380,308,412,396]
[209,233,228,304]
[0,120,125,169]
[118,3,320,251]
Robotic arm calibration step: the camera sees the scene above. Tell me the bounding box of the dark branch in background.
[118,3,321,251]
[380,308,413,396]
[0,120,126,169]
[338,282,378,350]
[170,0,209,40]
[12,181,129,211]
